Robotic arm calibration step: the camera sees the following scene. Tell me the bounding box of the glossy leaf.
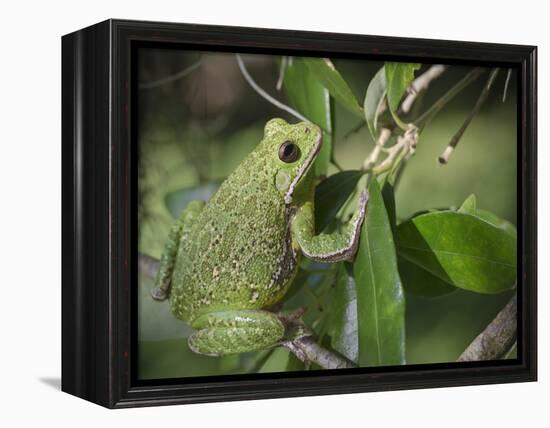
[385,62,421,112]
[476,208,517,239]
[314,170,363,233]
[385,185,454,297]
[283,57,333,176]
[363,66,387,141]
[164,183,219,218]
[303,58,364,118]
[396,211,517,294]
[459,194,517,239]
[326,263,359,363]
[353,180,406,366]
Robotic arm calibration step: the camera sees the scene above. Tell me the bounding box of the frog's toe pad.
[151,287,168,301]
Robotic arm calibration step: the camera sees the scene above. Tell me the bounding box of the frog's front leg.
[151,200,205,301]
[188,310,285,356]
[292,189,368,262]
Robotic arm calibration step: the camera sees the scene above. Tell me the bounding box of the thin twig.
[415,67,485,127]
[362,128,392,170]
[139,60,202,89]
[458,294,517,361]
[358,65,446,174]
[359,65,465,178]
[375,65,446,120]
[438,68,500,165]
[276,56,288,91]
[236,54,310,123]
[400,65,447,114]
[371,126,418,176]
[282,336,357,369]
[502,68,513,103]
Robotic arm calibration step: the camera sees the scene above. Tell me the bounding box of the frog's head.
[262,118,322,205]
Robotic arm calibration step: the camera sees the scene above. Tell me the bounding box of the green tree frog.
[152,118,368,356]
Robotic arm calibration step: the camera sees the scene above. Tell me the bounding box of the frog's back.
[169,151,297,322]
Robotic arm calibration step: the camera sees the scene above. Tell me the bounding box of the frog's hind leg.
[188,310,285,356]
[151,200,205,301]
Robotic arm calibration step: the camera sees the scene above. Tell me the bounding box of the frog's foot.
[151,286,168,301]
[188,310,285,357]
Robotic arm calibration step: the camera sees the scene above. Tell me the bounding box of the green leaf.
[303,58,364,118]
[476,209,517,239]
[314,170,363,233]
[285,352,306,371]
[381,184,454,297]
[396,211,517,294]
[363,67,387,141]
[458,193,477,214]
[385,62,421,112]
[458,194,517,239]
[398,256,456,296]
[353,180,406,366]
[326,263,359,363]
[284,58,333,176]
[164,183,219,218]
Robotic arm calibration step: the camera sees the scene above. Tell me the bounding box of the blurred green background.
[137,48,517,379]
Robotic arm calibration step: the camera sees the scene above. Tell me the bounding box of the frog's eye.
[278,141,299,163]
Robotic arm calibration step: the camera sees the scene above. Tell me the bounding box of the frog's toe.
[151,287,168,301]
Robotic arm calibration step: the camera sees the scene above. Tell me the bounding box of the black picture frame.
[61,18,537,408]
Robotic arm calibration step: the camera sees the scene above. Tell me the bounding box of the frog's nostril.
[304,127,310,134]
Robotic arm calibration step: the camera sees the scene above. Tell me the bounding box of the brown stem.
[457,294,517,362]
[282,336,357,369]
[415,67,485,127]
[438,68,500,165]
[400,65,447,114]
[362,65,446,173]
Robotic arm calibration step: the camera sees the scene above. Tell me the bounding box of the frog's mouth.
[284,130,322,205]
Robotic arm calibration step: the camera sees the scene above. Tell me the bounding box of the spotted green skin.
[152,118,368,356]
